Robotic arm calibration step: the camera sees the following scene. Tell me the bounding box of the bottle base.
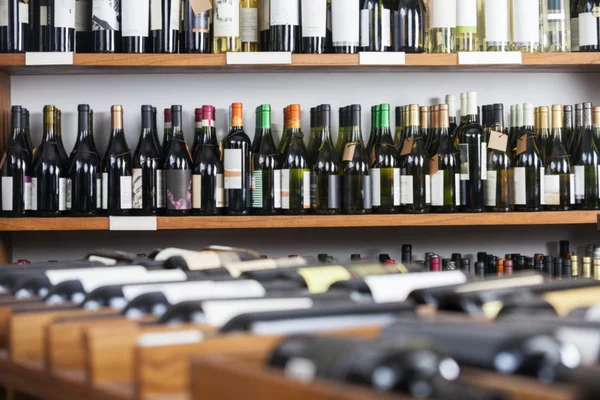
[226,210,249,216]
[165,210,192,216]
[281,209,309,215]
[342,209,372,215]
[251,209,280,215]
[514,206,542,212]
[372,207,400,214]
[543,206,571,211]
[430,207,459,213]
[192,210,225,216]
[313,209,340,215]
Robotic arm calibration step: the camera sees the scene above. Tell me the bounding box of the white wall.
[9,71,600,262]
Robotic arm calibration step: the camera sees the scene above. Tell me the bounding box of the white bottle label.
[224,148,243,189]
[156,169,165,208]
[92,0,119,31]
[485,170,497,206]
[55,0,75,29]
[393,168,400,206]
[192,174,201,209]
[431,0,456,28]
[19,1,28,24]
[485,0,508,43]
[513,0,539,44]
[65,178,72,210]
[1,176,12,211]
[281,169,290,209]
[150,0,161,30]
[214,0,240,37]
[579,12,598,47]
[120,175,133,209]
[303,170,310,208]
[431,170,444,206]
[271,0,299,25]
[274,169,281,208]
[122,0,150,37]
[0,1,8,27]
[454,173,461,206]
[216,173,224,207]
[241,7,258,42]
[24,177,32,211]
[259,0,269,30]
[459,143,469,180]
[40,6,47,27]
[570,173,575,205]
[132,168,143,209]
[400,175,413,205]
[301,0,326,37]
[31,177,37,210]
[360,9,369,46]
[571,17,580,51]
[544,174,560,205]
[481,142,487,179]
[252,170,262,208]
[170,0,180,31]
[75,0,91,32]
[425,174,431,204]
[381,8,390,47]
[456,0,477,31]
[58,177,67,211]
[332,0,359,46]
[513,167,526,205]
[96,177,102,209]
[371,168,381,206]
[574,165,585,201]
[540,168,545,205]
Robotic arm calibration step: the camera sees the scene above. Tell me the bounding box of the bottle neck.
[42,109,57,142]
[380,108,392,142]
[171,110,184,138]
[77,109,92,142]
[140,110,153,139]
[11,109,22,141]
[584,108,592,128]
[111,110,125,137]
[259,110,272,138]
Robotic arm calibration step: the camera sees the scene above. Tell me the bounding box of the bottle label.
[485,170,497,206]
[281,169,290,209]
[431,0,456,28]
[328,174,340,209]
[400,175,413,205]
[274,169,281,208]
[303,170,311,208]
[513,0,539,44]
[166,169,192,210]
[24,176,32,211]
[252,170,263,208]
[393,168,400,206]
[571,17,580,51]
[544,174,560,205]
[259,0,269,31]
[381,8,390,47]
[192,174,201,209]
[360,9,369,47]
[54,0,75,29]
[31,177,37,210]
[481,142,487,179]
[431,170,444,206]
[102,172,109,209]
[40,5,47,27]
[371,168,381,206]
[297,266,352,293]
[132,168,143,209]
[332,0,359,46]
[513,166,526,205]
[92,0,119,31]
[0,1,7,27]
[224,148,243,189]
[150,0,161,30]
[579,12,598,47]
[75,0,91,32]
[65,178,72,210]
[454,173,461,206]
[189,9,210,34]
[170,0,180,31]
[484,0,508,43]
[456,0,477,33]
[156,169,165,208]
[58,177,67,211]
[301,0,326,38]
[570,173,575,204]
[310,171,317,208]
[214,0,240,37]
[540,168,545,205]
[574,165,585,201]
[96,176,102,209]
[216,173,224,207]
[271,0,299,26]
[241,7,258,42]
[425,174,431,204]
[120,175,133,209]
[1,176,12,211]
[201,119,214,128]
[122,0,150,37]
[19,1,28,25]
[459,143,469,180]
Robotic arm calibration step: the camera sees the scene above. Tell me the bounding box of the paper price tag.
[109,216,157,231]
[400,136,413,156]
[189,0,212,14]
[26,52,74,66]
[516,135,527,155]
[342,143,356,162]
[226,52,292,65]
[488,131,508,152]
[458,51,522,65]
[359,52,406,65]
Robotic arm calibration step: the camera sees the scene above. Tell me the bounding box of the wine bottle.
[270,0,300,51]
[485,104,511,212]
[429,0,456,53]
[366,105,379,161]
[360,0,392,51]
[251,105,279,214]
[54,109,69,163]
[334,106,348,161]
[458,92,486,212]
[571,0,581,51]
[371,104,400,214]
[310,104,340,214]
[132,105,162,215]
[69,104,101,216]
[400,104,430,213]
[212,0,241,52]
[446,94,457,138]
[573,105,600,209]
[508,104,517,152]
[544,104,573,210]
[511,0,541,52]
[421,106,435,156]
[514,103,543,212]
[342,105,371,214]
[150,0,180,53]
[22,108,33,155]
[301,0,327,53]
[163,105,192,216]
[543,0,571,52]
[161,108,173,155]
[102,105,133,216]
[483,0,509,51]
[1,106,30,217]
[331,0,359,53]
[307,107,318,160]
[32,105,68,217]
[92,0,120,52]
[240,0,258,51]
[0,0,29,52]
[121,0,149,53]
[75,0,92,52]
[191,108,202,157]
[259,0,269,50]
[280,104,310,214]
[577,0,599,51]
[49,0,75,51]
[182,0,211,53]
[393,106,405,148]
[564,105,575,157]
[224,102,251,215]
[278,105,291,154]
[538,106,551,163]
[29,0,48,52]
[391,0,424,52]
[431,104,459,213]
[456,0,477,51]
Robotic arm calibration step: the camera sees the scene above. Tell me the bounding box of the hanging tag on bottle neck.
[342,143,356,162]
[488,131,508,152]
[400,136,413,156]
[429,154,439,176]
[516,135,527,155]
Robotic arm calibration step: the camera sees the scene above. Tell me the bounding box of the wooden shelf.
[0,211,596,231]
[1,53,600,74]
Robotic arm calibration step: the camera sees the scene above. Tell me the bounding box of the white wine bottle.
[511,0,541,52]
[213,0,242,53]
[544,105,573,210]
[429,0,457,53]
[456,0,478,51]
[484,0,510,51]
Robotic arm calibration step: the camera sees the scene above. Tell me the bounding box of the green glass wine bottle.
[367,105,379,163]
[281,104,310,214]
[307,107,318,160]
[573,105,600,210]
[342,104,371,214]
[514,103,544,212]
[251,104,280,214]
[371,104,400,214]
[310,104,340,214]
[539,106,551,164]
[431,104,459,213]
[278,106,291,155]
[336,106,350,163]
[400,104,430,213]
[393,105,405,149]
[485,104,511,212]
[544,105,573,211]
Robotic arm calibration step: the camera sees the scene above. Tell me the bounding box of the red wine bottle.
[49,0,75,51]
[161,107,173,154]
[163,105,193,215]
[92,0,120,52]
[133,105,162,215]
[301,0,327,53]
[224,103,251,215]
[269,0,300,52]
[150,0,180,53]
[182,0,211,53]
[0,0,28,52]
[75,0,93,52]
[121,0,149,53]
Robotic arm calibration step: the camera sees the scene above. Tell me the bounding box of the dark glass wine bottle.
[400,104,430,213]
[573,105,600,210]
[132,105,162,216]
[334,106,348,162]
[55,109,69,163]
[1,106,31,216]
[162,108,172,155]
[191,108,202,157]
[163,105,192,216]
[360,0,392,51]
[92,0,120,52]
[75,0,92,52]
[281,104,310,214]
[278,106,290,154]
[539,106,551,163]
[29,0,48,52]
[485,104,511,212]
[391,0,424,52]
[310,104,340,214]
[192,105,224,215]
[342,104,371,214]
[182,0,211,53]
[49,0,75,51]
[224,102,251,215]
[259,0,269,50]
[544,105,573,211]
[371,104,400,214]
[69,104,101,216]
[431,104,459,213]
[150,0,180,53]
[573,103,584,158]
[393,105,406,148]
[307,107,318,160]
[270,0,300,51]
[251,105,280,215]
[514,103,543,212]
[33,105,68,217]
[331,0,359,53]
[366,105,379,162]
[446,94,457,139]
[564,105,575,157]
[121,0,149,53]
[102,105,133,216]
[22,108,33,154]
[0,0,28,52]
[301,0,327,53]
[578,0,600,52]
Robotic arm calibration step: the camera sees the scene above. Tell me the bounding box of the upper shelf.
[1,53,600,75]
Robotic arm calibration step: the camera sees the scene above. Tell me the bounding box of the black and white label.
[381,8,390,46]
[241,6,258,42]
[75,0,91,32]
[55,0,76,29]
[40,5,48,26]
[574,165,585,201]
[332,0,359,46]
[92,0,119,31]
[371,168,381,206]
[274,169,281,208]
[393,169,400,205]
[166,169,192,210]
[484,0,508,43]
[120,175,133,209]
[214,0,240,37]
[513,166,526,205]
[485,170,497,206]
[65,178,72,210]
[132,168,143,209]
[192,174,201,209]
[0,0,8,27]
[580,12,598,47]
[459,143,469,180]
[1,176,12,211]
[512,0,539,44]
[301,0,326,37]
[281,169,290,209]
[31,177,37,210]
[431,170,444,206]
[481,143,487,179]
[540,168,545,205]
[454,173,461,206]
[122,0,150,37]
[271,0,299,25]
[96,176,102,209]
[363,175,372,209]
[570,173,575,204]
[430,0,456,28]
[216,173,224,207]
